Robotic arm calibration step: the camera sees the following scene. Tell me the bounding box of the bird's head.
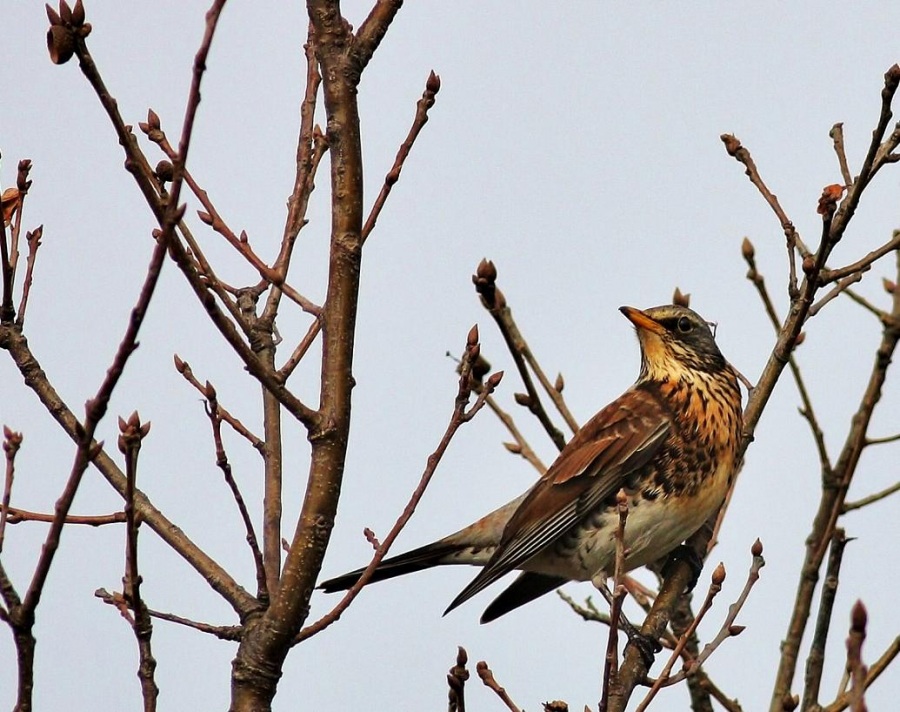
[620,304,727,383]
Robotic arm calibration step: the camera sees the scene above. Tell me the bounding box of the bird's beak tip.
[620,306,663,333]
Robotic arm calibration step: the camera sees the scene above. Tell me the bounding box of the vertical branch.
[118,412,158,712]
[801,530,848,712]
[261,389,283,598]
[770,252,900,712]
[205,385,269,603]
[846,602,868,712]
[228,2,403,708]
[0,195,14,322]
[599,490,629,712]
[0,426,21,553]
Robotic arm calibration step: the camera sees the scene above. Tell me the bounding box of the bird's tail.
[318,541,482,593]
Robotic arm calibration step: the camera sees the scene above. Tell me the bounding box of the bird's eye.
[677,316,693,333]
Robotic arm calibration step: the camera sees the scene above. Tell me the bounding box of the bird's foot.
[624,632,662,670]
[663,544,704,591]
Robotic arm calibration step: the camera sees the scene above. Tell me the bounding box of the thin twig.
[698,675,745,712]
[845,602,868,712]
[721,134,809,293]
[362,70,440,242]
[830,123,853,188]
[0,325,257,615]
[205,387,268,603]
[295,327,503,643]
[484,393,547,475]
[476,660,522,712]
[864,432,900,445]
[95,587,243,641]
[473,259,569,450]
[636,562,727,711]
[821,635,900,712]
[801,530,849,711]
[809,272,864,317]
[447,646,469,712]
[842,288,887,321]
[277,69,441,381]
[4,507,124,526]
[659,540,764,691]
[599,490,630,712]
[118,411,158,711]
[842,481,900,512]
[819,230,900,285]
[20,235,168,620]
[15,226,42,327]
[173,355,264,452]
[0,426,22,553]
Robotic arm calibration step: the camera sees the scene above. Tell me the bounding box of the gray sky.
[1,1,898,709]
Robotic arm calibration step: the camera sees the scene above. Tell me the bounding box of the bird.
[319,304,744,624]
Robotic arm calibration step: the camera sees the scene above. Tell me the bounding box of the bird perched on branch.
[320,304,744,624]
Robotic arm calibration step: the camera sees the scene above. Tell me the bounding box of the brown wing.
[444,387,670,615]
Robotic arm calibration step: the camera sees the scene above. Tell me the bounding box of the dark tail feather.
[479,572,568,623]
[318,542,459,593]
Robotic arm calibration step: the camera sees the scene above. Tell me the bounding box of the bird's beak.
[619,306,665,334]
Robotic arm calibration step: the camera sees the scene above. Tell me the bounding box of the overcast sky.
[1,2,898,710]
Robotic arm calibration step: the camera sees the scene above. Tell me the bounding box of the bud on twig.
[117,411,151,454]
[155,160,174,183]
[485,371,504,389]
[850,599,867,632]
[467,324,479,348]
[741,236,755,260]
[47,25,75,64]
[514,392,532,408]
[712,562,726,586]
[720,133,741,156]
[554,372,565,393]
[883,278,896,294]
[751,538,763,556]
[426,70,441,94]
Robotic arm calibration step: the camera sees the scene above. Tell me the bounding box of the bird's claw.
[663,544,704,592]
[624,632,662,669]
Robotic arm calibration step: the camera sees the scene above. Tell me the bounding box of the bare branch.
[173,355,264,453]
[362,70,441,242]
[117,411,159,711]
[599,491,630,712]
[473,259,570,450]
[721,134,808,295]
[15,226,42,327]
[476,660,522,712]
[821,635,900,712]
[818,230,900,285]
[204,389,268,604]
[842,481,900,513]
[0,426,22,552]
[95,587,242,641]
[4,507,125,526]
[295,329,503,642]
[830,123,853,188]
[801,530,849,711]
[353,0,403,71]
[447,646,469,712]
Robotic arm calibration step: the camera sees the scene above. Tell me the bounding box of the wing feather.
[445,388,670,615]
